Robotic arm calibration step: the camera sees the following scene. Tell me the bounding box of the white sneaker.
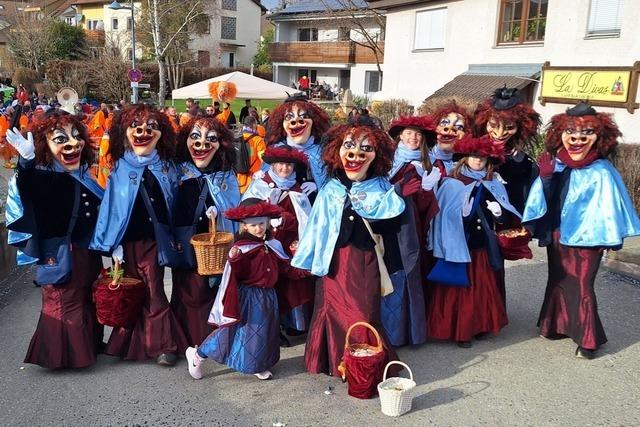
[253,370,273,380]
[185,346,203,380]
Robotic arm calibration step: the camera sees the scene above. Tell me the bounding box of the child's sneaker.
[254,370,273,380]
[185,346,203,380]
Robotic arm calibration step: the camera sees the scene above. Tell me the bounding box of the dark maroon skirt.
[25,248,103,369]
[538,232,607,350]
[170,268,215,346]
[427,249,508,342]
[304,245,397,376]
[105,239,188,360]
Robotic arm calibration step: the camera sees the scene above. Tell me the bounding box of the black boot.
[279,332,291,348]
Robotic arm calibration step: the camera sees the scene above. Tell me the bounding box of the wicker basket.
[190,216,234,275]
[378,361,417,417]
[92,262,145,328]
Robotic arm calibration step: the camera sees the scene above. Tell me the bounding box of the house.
[371,0,640,141]
[268,0,385,98]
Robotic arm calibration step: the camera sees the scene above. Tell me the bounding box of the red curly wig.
[266,100,331,146]
[432,101,473,133]
[175,117,236,171]
[544,112,621,157]
[108,104,176,161]
[322,123,395,178]
[473,101,541,151]
[28,112,94,168]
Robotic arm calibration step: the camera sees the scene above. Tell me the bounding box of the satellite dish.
[57,87,78,114]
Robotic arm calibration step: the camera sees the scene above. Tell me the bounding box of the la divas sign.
[539,62,640,113]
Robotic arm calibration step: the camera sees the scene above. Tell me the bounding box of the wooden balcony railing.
[268,41,384,64]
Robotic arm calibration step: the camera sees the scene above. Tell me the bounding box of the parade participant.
[185,199,310,381]
[243,145,314,345]
[473,87,541,213]
[5,112,104,369]
[266,93,331,192]
[90,104,188,366]
[429,102,472,177]
[427,134,520,348]
[236,116,266,193]
[291,117,416,375]
[383,115,441,346]
[523,103,640,359]
[171,117,240,345]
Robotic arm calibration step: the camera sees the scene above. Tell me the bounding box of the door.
[339,70,351,90]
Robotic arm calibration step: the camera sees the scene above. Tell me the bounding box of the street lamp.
[108,0,138,103]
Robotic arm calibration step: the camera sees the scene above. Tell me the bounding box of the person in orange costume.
[236,116,266,193]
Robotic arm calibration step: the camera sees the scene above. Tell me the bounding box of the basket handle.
[109,261,121,290]
[383,361,413,382]
[208,213,217,243]
[344,321,383,353]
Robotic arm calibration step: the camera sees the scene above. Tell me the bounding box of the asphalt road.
[0,247,639,426]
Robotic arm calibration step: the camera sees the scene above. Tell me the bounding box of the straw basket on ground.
[190,216,234,275]
[338,321,387,399]
[377,361,417,417]
[92,261,144,328]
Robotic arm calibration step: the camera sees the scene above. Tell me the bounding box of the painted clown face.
[126,115,162,157]
[436,112,466,152]
[271,162,294,178]
[283,105,313,145]
[486,117,517,151]
[187,123,220,169]
[400,127,423,151]
[46,124,85,171]
[561,118,597,162]
[339,132,376,182]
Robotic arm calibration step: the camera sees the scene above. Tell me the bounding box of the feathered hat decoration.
[224,198,283,222]
[491,86,522,111]
[262,146,309,167]
[388,115,436,138]
[208,81,237,103]
[454,134,505,163]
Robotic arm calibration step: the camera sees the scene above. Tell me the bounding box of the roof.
[270,0,368,18]
[367,0,438,10]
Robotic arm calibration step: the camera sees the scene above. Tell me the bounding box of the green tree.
[48,21,88,61]
[253,28,274,68]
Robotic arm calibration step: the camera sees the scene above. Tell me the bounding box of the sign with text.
[539,62,640,113]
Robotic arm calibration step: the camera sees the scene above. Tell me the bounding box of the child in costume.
[185,199,309,380]
[5,112,104,368]
[90,104,188,366]
[523,103,640,359]
[427,135,521,348]
[429,102,472,177]
[243,145,314,346]
[171,117,240,346]
[382,116,441,346]
[291,117,418,375]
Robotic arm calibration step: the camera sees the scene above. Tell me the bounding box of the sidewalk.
[603,235,640,280]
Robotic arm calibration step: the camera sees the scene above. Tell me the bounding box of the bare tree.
[8,15,53,72]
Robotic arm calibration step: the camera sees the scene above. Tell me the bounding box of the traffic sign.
[127,68,143,83]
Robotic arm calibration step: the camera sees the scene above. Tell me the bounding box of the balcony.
[268,41,384,65]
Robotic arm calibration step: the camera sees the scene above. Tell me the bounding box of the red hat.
[224,198,282,222]
[454,134,505,163]
[262,146,309,167]
[388,115,435,139]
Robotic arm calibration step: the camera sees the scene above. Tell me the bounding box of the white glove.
[112,245,124,264]
[486,200,502,217]
[252,170,265,180]
[6,127,35,160]
[421,168,441,191]
[300,181,317,195]
[462,197,474,217]
[205,206,218,219]
[270,217,282,229]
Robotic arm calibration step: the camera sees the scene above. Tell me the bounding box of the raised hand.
[5,127,35,160]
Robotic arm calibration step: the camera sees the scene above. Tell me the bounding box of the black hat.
[284,93,308,103]
[491,86,522,110]
[566,101,597,116]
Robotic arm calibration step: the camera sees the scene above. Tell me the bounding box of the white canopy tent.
[171,71,300,101]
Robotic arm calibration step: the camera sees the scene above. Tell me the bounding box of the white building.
[372,0,640,142]
[268,0,385,98]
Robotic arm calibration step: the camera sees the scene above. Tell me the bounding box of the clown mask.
[561,119,597,162]
[400,127,423,151]
[436,113,466,152]
[283,105,313,145]
[126,115,161,157]
[271,162,294,179]
[187,124,220,169]
[47,124,85,171]
[487,117,517,151]
[340,133,375,182]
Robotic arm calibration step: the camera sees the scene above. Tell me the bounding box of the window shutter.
[587,0,623,35]
[414,7,447,50]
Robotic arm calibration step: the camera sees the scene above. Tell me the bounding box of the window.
[414,8,447,50]
[112,18,118,30]
[127,17,132,30]
[64,17,74,25]
[222,0,237,11]
[221,16,236,40]
[339,27,351,41]
[365,71,382,93]
[298,28,318,42]
[297,69,317,83]
[228,52,235,68]
[586,0,623,37]
[87,20,102,30]
[497,0,547,45]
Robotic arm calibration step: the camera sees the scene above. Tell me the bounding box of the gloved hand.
[205,206,218,219]
[486,200,502,217]
[229,246,240,258]
[462,197,474,217]
[300,181,317,195]
[401,177,421,197]
[270,217,282,229]
[421,168,441,191]
[538,152,556,178]
[252,170,265,180]
[111,245,124,264]
[5,127,35,160]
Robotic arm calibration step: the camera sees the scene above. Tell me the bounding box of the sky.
[261,0,280,11]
